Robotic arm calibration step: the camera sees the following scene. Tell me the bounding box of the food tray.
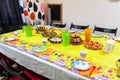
[48,37,62,44]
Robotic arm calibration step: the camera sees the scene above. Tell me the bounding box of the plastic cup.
[104,39,115,53]
[42,39,47,46]
[116,59,120,78]
[80,50,87,59]
[22,25,26,33]
[62,31,70,46]
[24,25,33,37]
[116,59,120,69]
[85,28,92,42]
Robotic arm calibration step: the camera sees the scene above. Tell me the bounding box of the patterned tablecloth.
[0,27,120,80]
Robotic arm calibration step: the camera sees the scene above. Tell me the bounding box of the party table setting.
[0,25,120,80]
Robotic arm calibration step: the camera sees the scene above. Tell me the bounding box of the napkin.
[5,38,19,44]
[35,48,53,56]
[79,64,99,77]
[92,33,102,38]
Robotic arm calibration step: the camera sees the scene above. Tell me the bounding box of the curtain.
[0,0,23,33]
[0,0,45,33]
[21,0,45,25]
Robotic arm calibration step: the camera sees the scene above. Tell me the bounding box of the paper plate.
[68,30,75,32]
[115,37,120,42]
[92,33,102,38]
[72,60,91,70]
[5,37,15,41]
[32,46,48,52]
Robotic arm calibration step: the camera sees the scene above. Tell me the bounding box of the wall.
[49,0,120,35]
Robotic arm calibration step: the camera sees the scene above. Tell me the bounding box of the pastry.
[84,41,103,50]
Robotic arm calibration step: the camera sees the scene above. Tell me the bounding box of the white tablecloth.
[0,43,89,80]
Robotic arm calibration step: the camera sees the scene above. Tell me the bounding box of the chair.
[70,23,89,30]
[0,54,49,80]
[93,26,118,36]
[0,21,4,34]
[50,23,66,28]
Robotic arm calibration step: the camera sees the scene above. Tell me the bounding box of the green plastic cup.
[22,25,26,33]
[24,25,33,37]
[62,30,70,46]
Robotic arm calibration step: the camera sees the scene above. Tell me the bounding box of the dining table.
[0,26,120,80]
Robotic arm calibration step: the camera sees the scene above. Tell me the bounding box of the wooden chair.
[93,26,118,36]
[70,23,89,30]
[50,23,66,28]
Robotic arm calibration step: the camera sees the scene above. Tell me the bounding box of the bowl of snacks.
[35,26,47,34]
[48,32,57,38]
[70,32,83,45]
[41,32,49,37]
[84,41,103,50]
